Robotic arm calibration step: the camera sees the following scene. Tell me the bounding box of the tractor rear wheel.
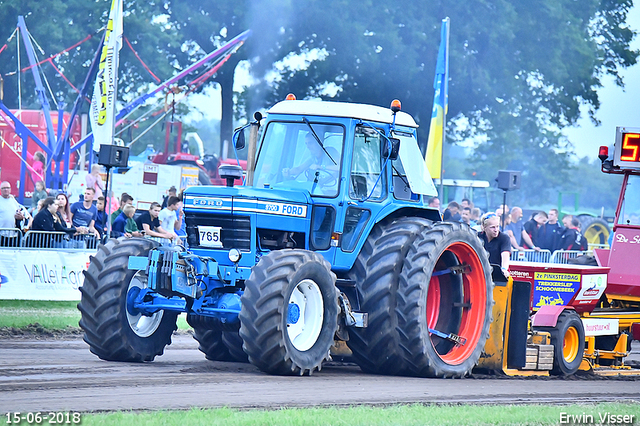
[239,250,339,375]
[222,331,249,363]
[396,221,493,378]
[186,314,234,361]
[347,217,433,375]
[578,216,610,248]
[536,310,585,375]
[78,238,178,362]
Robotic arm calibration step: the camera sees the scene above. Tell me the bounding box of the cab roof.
[268,100,418,128]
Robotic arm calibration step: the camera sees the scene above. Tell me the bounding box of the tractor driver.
[282,133,339,186]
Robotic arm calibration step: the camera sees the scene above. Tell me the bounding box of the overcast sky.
[563,5,640,159]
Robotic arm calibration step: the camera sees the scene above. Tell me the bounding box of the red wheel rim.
[426,242,487,365]
[426,276,440,329]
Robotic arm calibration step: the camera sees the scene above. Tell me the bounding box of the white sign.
[582,318,619,336]
[198,226,222,248]
[0,249,92,300]
[574,273,607,301]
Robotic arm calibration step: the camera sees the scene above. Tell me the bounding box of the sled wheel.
[239,250,339,375]
[536,310,585,375]
[78,238,178,362]
[397,221,494,377]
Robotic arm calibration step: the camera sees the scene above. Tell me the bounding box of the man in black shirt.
[135,202,175,240]
[478,213,511,276]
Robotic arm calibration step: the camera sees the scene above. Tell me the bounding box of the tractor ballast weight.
[79,99,495,377]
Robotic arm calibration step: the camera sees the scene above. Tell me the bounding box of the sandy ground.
[0,334,639,414]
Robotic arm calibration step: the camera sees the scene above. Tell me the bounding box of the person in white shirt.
[158,196,182,243]
[0,181,27,245]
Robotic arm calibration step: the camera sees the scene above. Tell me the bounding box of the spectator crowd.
[0,173,185,249]
[428,196,592,277]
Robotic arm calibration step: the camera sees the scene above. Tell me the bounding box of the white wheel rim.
[287,279,324,351]
[127,271,164,338]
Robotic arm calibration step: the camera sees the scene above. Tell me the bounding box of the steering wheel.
[305,168,337,187]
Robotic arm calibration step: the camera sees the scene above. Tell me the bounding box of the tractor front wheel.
[78,238,178,362]
[239,250,339,375]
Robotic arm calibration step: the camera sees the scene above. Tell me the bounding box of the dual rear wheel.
[348,219,494,378]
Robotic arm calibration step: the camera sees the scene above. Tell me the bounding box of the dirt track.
[1,335,639,414]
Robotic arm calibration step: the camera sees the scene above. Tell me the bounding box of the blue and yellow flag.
[90,0,123,149]
[425,18,450,180]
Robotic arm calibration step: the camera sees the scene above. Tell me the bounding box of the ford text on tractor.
[78,98,495,377]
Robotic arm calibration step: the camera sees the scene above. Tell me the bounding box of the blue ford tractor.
[78,99,494,377]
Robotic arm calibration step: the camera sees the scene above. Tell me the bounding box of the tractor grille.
[186,213,251,250]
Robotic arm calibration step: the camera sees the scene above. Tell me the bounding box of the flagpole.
[439,18,450,202]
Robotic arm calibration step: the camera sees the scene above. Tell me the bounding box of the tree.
[0,0,183,114]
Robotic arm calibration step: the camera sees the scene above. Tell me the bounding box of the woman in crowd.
[31,197,77,247]
[55,192,73,227]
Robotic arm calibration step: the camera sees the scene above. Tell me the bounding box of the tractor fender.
[531,305,575,328]
[373,205,441,227]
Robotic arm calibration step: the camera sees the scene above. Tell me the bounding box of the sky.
[563,5,640,159]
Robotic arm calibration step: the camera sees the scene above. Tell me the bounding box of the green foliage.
[572,155,624,213]
[83,403,640,426]
[0,300,191,330]
[1,0,637,188]
[0,0,182,112]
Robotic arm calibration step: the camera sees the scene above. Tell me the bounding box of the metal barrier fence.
[0,229,99,250]
[510,249,552,263]
[0,229,177,250]
[22,230,100,250]
[549,249,592,264]
[0,228,22,247]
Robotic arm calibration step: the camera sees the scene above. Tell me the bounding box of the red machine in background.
[0,109,82,196]
[150,120,246,186]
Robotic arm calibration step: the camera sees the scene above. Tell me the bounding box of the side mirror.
[382,137,400,161]
[234,129,246,150]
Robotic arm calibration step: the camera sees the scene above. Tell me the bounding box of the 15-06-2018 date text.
[5,412,81,424]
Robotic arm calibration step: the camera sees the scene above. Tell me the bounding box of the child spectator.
[30,181,48,213]
[111,193,133,224]
[95,196,108,237]
[112,204,142,238]
[85,164,105,198]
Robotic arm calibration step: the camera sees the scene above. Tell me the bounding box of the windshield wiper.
[302,117,337,165]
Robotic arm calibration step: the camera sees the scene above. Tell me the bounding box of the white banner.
[0,249,93,300]
[89,0,123,148]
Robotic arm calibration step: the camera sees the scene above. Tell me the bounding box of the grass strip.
[0,300,190,331]
[82,402,640,426]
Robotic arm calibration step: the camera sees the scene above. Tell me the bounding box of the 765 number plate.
[198,226,222,248]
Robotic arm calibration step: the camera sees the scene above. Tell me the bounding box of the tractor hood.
[183,186,312,219]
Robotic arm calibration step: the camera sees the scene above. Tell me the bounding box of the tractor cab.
[182,99,439,272]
